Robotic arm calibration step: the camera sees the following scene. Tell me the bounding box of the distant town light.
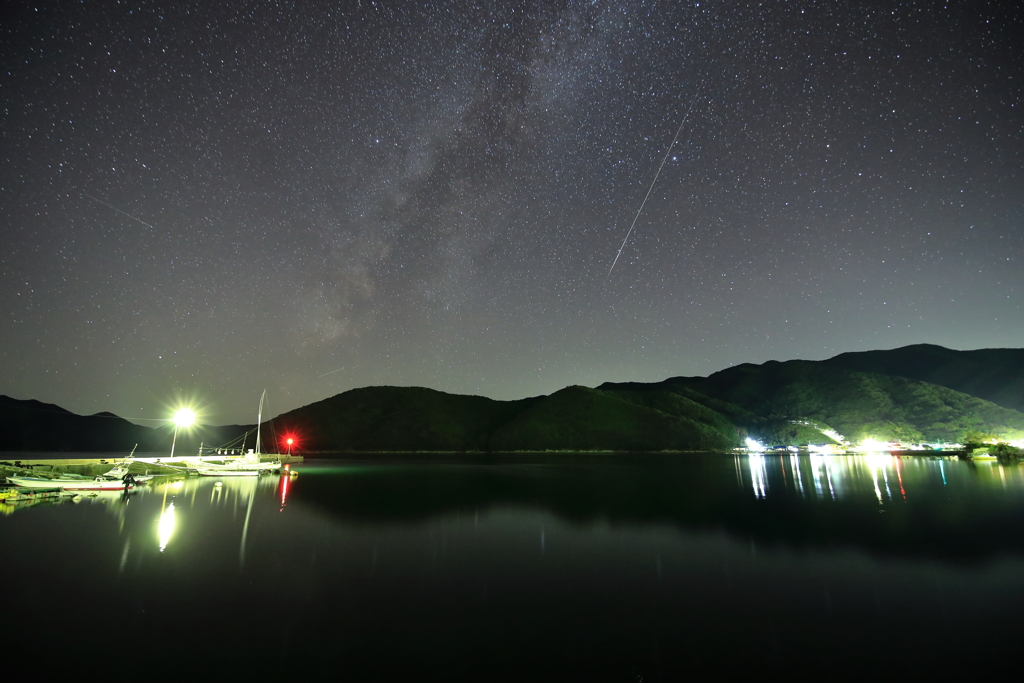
[859,438,886,453]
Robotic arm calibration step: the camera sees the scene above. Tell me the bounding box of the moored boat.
[100,461,156,483]
[194,468,260,477]
[192,390,282,476]
[7,475,136,491]
[96,446,156,482]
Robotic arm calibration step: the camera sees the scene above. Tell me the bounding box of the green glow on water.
[4,454,1024,679]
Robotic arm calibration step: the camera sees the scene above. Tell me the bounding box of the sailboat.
[193,391,282,476]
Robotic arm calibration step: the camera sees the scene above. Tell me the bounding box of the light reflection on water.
[3,455,1024,680]
[735,452,1024,504]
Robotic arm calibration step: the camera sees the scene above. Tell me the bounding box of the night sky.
[2,0,1021,426]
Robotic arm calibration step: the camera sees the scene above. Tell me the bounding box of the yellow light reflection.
[158,501,176,552]
[789,454,806,497]
[748,454,767,499]
[864,452,886,504]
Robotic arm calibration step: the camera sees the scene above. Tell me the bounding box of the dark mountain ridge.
[821,343,1024,413]
[3,344,1023,452]
[600,356,1024,444]
[0,394,253,454]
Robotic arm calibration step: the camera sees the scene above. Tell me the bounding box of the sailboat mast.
[255,389,265,456]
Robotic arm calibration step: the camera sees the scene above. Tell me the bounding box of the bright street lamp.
[169,408,196,458]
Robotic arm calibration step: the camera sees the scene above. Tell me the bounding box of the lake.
[3,453,1023,680]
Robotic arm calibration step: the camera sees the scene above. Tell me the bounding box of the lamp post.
[169,408,195,458]
[286,438,294,456]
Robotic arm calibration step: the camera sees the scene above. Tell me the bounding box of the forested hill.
[600,358,1024,445]
[270,385,741,452]
[0,395,249,454]
[820,344,1024,413]
[3,344,1024,452]
[0,395,162,452]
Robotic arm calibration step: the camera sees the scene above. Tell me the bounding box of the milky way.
[2,1,1021,425]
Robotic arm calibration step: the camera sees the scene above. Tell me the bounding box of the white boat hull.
[161,455,281,474]
[194,468,260,477]
[7,476,133,491]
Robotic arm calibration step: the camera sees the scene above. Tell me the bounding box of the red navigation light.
[281,433,299,455]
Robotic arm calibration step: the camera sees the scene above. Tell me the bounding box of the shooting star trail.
[607,89,702,278]
[318,367,346,378]
[83,192,155,228]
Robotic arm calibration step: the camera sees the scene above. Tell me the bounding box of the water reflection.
[277,469,292,510]
[734,453,1024,504]
[140,475,281,560]
[866,453,893,503]
[157,500,175,552]
[6,456,1024,565]
[1,485,135,516]
[748,454,768,499]
[283,455,1024,563]
[240,480,255,565]
[1,474,290,557]
[3,457,1024,679]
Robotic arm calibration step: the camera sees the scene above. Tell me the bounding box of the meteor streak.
[83,192,155,228]
[607,89,701,278]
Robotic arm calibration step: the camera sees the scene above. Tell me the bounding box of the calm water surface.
[3,453,1024,680]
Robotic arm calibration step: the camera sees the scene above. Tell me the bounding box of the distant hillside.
[822,344,1024,413]
[5,344,1024,452]
[0,395,251,454]
[270,385,740,452]
[270,386,538,451]
[601,359,1024,444]
[487,386,738,451]
[0,395,164,452]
